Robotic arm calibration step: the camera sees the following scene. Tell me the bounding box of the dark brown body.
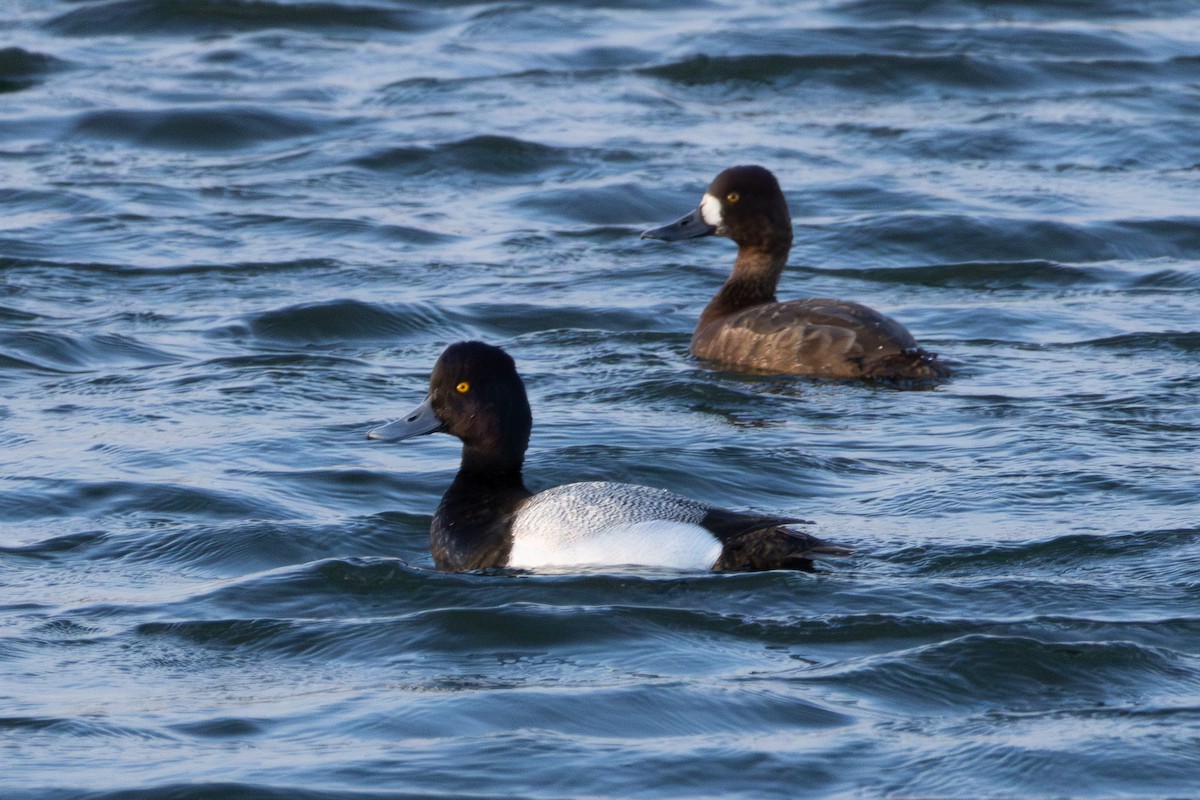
[694,296,946,380]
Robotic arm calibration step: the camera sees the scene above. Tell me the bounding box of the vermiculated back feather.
[515,482,710,535]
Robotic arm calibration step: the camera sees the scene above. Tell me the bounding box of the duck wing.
[694,298,947,381]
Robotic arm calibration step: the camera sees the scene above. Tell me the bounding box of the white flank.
[508,519,722,571]
[507,482,724,571]
[700,192,723,227]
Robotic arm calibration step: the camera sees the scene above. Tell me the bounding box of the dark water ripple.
[352,135,584,178]
[70,108,326,152]
[4,0,1200,797]
[42,0,439,37]
[0,47,69,93]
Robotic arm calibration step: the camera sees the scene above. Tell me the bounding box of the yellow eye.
[456,381,470,394]
[726,191,740,203]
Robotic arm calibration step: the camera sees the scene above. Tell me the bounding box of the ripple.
[63,786,386,800]
[0,714,158,740]
[1129,266,1200,290]
[90,522,346,574]
[351,134,579,179]
[811,633,1200,711]
[0,256,347,279]
[0,479,279,524]
[801,260,1106,290]
[833,0,1200,22]
[244,299,464,345]
[641,52,1037,94]
[0,330,181,372]
[0,188,114,221]
[1107,218,1200,258]
[69,107,323,151]
[0,530,108,560]
[44,0,438,37]
[188,212,453,248]
[0,47,69,94]
[170,557,829,628]
[826,213,1128,265]
[517,182,676,225]
[900,528,1200,577]
[1072,331,1200,353]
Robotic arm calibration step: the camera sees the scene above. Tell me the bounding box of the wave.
[0,188,117,224]
[0,479,279,525]
[1128,266,1200,290]
[1071,331,1200,353]
[895,528,1200,575]
[868,258,1200,293]
[516,182,685,226]
[639,44,1200,109]
[802,214,1200,267]
[351,134,581,179]
[239,298,466,346]
[880,529,1200,602]
[833,0,1200,23]
[68,107,324,152]
[231,297,687,348]
[0,47,69,94]
[138,557,822,631]
[641,52,1037,93]
[0,330,182,372]
[797,259,1104,290]
[44,0,438,37]
[1106,218,1200,259]
[805,632,1200,711]
[0,256,352,278]
[26,783,394,800]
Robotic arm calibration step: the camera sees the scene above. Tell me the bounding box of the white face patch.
[700,192,724,228]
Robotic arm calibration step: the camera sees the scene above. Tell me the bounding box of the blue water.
[3,1,1200,797]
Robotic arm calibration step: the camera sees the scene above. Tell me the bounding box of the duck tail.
[712,527,853,573]
[863,347,950,383]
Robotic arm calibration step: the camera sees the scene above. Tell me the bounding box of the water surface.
[3,1,1200,797]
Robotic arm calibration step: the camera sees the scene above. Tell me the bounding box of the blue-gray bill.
[367,394,444,441]
[640,207,715,241]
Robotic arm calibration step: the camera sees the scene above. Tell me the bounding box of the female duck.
[642,165,948,381]
[369,341,849,573]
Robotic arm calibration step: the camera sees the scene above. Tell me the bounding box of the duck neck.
[445,457,529,503]
[699,242,790,325]
[433,460,531,572]
[459,441,525,479]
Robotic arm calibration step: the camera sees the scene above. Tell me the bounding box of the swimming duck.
[368,341,850,573]
[641,165,948,381]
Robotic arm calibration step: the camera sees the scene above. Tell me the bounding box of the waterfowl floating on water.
[642,165,948,382]
[368,341,850,573]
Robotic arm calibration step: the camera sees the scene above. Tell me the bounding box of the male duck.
[642,165,948,381]
[369,341,850,573]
